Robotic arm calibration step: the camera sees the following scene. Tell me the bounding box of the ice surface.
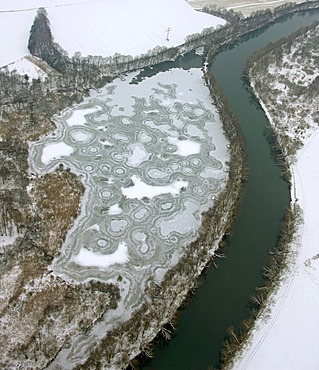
[29,68,230,367]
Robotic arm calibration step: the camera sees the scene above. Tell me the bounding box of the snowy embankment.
[232,94,319,370]
[232,30,319,368]
[186,0,306,17]
[0,0,226,71]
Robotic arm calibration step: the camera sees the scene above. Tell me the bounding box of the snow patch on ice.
[121,175,188,200]
[41,142,74,164]
[168,137,201,156]
[75,242,129,268]
[108,204,122,216]
[66,106,102,127]
[126,143,150,167]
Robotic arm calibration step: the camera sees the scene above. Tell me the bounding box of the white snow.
[227,0,284,10]
[75,242,129,268]
[87,223,101,231]
[0,224,22,249]
[126,143,150,167]
[3,56,48,80]
[46,0,226,58]
[41,142,74,164]
[234,128,319,370]
[0,5,36,67]
[168,137,201,156]
[0,0,226,68]
[121,175,188,200]
[233,25,319,369]
[66,106,102,127]
[108,204,122,216]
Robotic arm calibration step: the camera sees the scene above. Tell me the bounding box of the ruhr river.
[143,9,319,370]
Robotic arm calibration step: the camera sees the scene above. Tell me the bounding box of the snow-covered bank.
[232,24,319,370]
[0,0,226,68]
[233,126,319,370]
[186,0,306,17]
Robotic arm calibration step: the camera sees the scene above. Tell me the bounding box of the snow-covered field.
[4,56,48,80]
[232,24,319,370]
[0,0,226,69]
[234,129,319,370]
[186,0,306,17]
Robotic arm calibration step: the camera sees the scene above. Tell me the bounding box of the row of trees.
[0,1,317,365]
[0,136,30,237]
[71,46,249,369]
[202,4,244,22]
[244,20,319,165]
[218,14,319,369]
[219,204,302,368]
[244,20,319,76]
[17,1,319,102]
[203,0,319,56]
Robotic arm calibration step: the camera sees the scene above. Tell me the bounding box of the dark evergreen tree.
[28,8,54,59]
[28,8,68,73]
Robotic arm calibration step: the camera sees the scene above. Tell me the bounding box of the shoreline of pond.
[77,5,319,369]
[2,3,319,369]
[136,6,319,370]
[227,23,319,366]
[68,65,247,369]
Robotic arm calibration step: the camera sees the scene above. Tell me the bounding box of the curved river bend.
[143,9,319,370]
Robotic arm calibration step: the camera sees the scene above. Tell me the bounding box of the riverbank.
[2,3,319,369]
[231,22,319,370]
[1,62,239,369]
[232,93,319,370]
[233,129,319,370]
[77,7,319,368]
[52,67,245,370]
[187,0,307,17]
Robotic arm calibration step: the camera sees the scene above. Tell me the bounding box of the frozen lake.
[29,67,229,366]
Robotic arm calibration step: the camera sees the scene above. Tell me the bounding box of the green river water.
[143,9,319,370]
